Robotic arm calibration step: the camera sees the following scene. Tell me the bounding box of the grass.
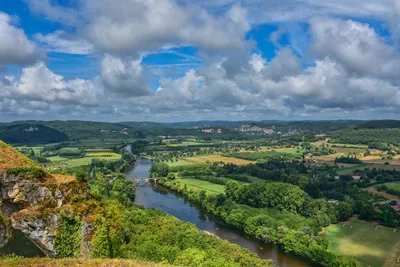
[382,181,400,191]
[178,178,226,194]
[166,160,194,167]
[181,155,255,165]
[47,156,67,162]
[59,147,81,153]
[167,141,212,147]
[336,164,367,175]
[325,220,400,267]
[15,146,43,156]
[274,148,305,155]
[0,141,38,169]
[0,258,163,267]
[46,155,121,168]
[86,152,121,158]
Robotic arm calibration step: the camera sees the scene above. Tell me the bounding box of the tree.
[337,202,353,221]
[150,162,169,177]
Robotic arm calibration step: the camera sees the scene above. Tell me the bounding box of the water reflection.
[125,157,319,267]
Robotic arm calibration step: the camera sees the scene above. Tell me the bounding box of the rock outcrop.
[10,210,59,257]
[0,141,92,257]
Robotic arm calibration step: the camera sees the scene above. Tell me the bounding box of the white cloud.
[1,62,99,106]
[26,0,78,25]
[27,0,250,55]
[309,17,400,81]
[100,55,152,96]
[184,0,392,23]
[0,12,42,66]
[34,30,94,55]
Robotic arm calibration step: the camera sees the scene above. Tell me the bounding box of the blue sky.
[0,0,400,122]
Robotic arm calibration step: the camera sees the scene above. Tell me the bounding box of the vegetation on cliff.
[0,141,272,267]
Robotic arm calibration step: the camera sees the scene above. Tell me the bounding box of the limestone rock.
[10,211,59,257]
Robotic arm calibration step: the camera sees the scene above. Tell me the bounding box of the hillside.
[0,124,68,144]
[0,141,272,267]
[0,258,163,267]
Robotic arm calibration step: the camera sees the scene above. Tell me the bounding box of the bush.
[54,215,82,258]
[9,168,47,180]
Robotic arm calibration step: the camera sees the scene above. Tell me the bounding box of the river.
[125,157,318,267]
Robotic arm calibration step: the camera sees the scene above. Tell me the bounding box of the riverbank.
[158,179,361,267]
[126,158,315,267]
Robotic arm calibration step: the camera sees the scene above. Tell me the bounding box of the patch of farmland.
[325,220,400,267]
[177,178,226,194]
[181,155,255,165]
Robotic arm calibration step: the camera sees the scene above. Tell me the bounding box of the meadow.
[167,141,214,147]
[45,151,122,168]
[382,181,400,191]
[325,220,400,267]
[177,178,226,194]
[180,155,255,165]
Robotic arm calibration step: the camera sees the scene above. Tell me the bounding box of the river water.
[125,157,318,267]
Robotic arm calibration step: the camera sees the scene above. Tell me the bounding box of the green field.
[167,142,213,147]
[166,160,194,167]
[47,156,67,162]
[15,146,43,155]
[274,148,305,155]
[325,220,400,267]
[46,155,121,167]
[59,147,81,153]
[382,181,400,191]
[178,178,226,194]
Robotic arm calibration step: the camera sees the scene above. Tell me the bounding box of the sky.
[0,0,400,122]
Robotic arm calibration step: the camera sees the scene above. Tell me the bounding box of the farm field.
[15,146,43,155]
[177,178,226,194]
[167,142,214,147]
[180,155,255,165]
[325,220,400,267]
[382,181,400,191]
[166,160,194,167]
[336,163,400,174]
[367,187,399,202]
[46,153,122,168]
[274,148,305,155]
[86,152,121,158]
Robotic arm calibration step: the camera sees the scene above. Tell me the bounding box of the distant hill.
[0,123,68,144]
[0,121,142,144]
[355,120,400,129]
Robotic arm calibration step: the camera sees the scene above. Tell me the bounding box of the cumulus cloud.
[34,30,94,55]
[0,62,99,106]
[100,55,152,96]
[84,0,249,55]
[0,12,42,66]
[3,1,400,121]
[309,17,400,80]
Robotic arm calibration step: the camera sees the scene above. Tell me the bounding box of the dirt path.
[367,186,400,203]
[383,240,400,267]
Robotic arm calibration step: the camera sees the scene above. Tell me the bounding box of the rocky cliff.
[0,141,92,257]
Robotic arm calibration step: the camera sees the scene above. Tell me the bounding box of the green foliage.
[54,215,82,258]
[8,168,46,180]
[1,253,24,263]
[228,151,301,161]
[150,162,169,177]
[74,168,88,182]
[90,223,122,258]
[334,156,363,164]
[226,181,306,213]
[330,128,400,145]
[0,123,68,144]
[160,179,361,267]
